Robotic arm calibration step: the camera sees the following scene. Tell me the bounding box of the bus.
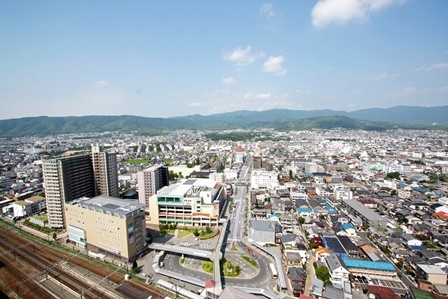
[269,263,278,279]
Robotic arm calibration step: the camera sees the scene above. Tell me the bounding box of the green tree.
[193,229,199,237]
[132,260,138,272]
[386,171,401,180]
[289,170,293,179]
[168,170,179,181]
[298,217,305,225]
[52,232,57,240]
[205,226,212,234]
[315,265,330,282]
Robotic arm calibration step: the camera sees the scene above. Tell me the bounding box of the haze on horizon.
[1,0,447,120]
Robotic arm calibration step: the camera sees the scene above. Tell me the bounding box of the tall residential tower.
[92,145,119,198]
[137,164,169,210]
[42,146,119,228]
[43,154,95,228]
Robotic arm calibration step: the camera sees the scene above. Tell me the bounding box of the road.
[145,156,283,296]
[228,157,251,242]
[228,185,246,241]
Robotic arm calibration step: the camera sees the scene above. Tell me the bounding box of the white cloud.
[372,72,388,81]
[417,62,448,71]
[263,55,287,76]
[204,90,295,114]
[438,86,448,93]
[367,72,399,81]
[401,86,448,95]
[311,0,407,28]
[222,46,264,66]
[259,3,282,29]
[244,93,272,100]
[93,80,110,88]
[204,88,229,97]
[402,86,434,95]
[188,102,203,107]
[260,3,275,18]
[222,76,236,85]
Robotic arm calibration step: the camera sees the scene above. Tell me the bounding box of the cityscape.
[1,1,448,299]
[0,127,448,299]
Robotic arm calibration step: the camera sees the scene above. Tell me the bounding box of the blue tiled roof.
[342,259,395,271]
[413,187,429,193]
[342,223,355,231]
[409,245,427,251]
[297,207,312,213]
[325,205,337,214]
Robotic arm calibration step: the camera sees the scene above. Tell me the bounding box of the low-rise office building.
[65,195,146,262]
[147,178,227,227]
[2,195,46,219]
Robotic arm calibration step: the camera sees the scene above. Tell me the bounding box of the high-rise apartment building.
[43,154,95,228]
[92,145,119,198]
[137,164,169,210]
[42,146,119,229]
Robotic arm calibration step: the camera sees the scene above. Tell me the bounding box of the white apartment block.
[335,189,353,200]
[137,164,169,210]
[251,170,278,189]
[209,172,225,183]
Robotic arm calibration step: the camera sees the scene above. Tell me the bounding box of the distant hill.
[1,105,447,137]
[173,105,448,126]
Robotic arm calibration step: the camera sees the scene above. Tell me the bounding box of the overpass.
[150,220,229,296]
[148,243,214,259]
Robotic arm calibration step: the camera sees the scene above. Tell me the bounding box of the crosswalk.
[199,244,214,250]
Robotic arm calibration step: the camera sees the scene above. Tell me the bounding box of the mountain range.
[1,105,447,138]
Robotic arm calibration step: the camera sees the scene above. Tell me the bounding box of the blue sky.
[1,0,447,119]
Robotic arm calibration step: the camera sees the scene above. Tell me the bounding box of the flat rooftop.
[69,195,145,217]
[342,258,396,271]
[342,199,383,221]
[158,178,220,198]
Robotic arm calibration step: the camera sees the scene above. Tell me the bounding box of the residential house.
[325,253,350,289]
[288,267,306,296]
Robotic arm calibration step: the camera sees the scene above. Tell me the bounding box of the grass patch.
[221,259,240,277]
[198,231,215,239]
[241,255,259,268]
[177,230,192,238]
[123,159,151,164]
[201,258,241,277]
[202,260,214,273]
[33,215,48,221]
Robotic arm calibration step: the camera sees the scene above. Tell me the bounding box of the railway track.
[0,226,168,299]
[0,228,117,299]
[0,249,53,299]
